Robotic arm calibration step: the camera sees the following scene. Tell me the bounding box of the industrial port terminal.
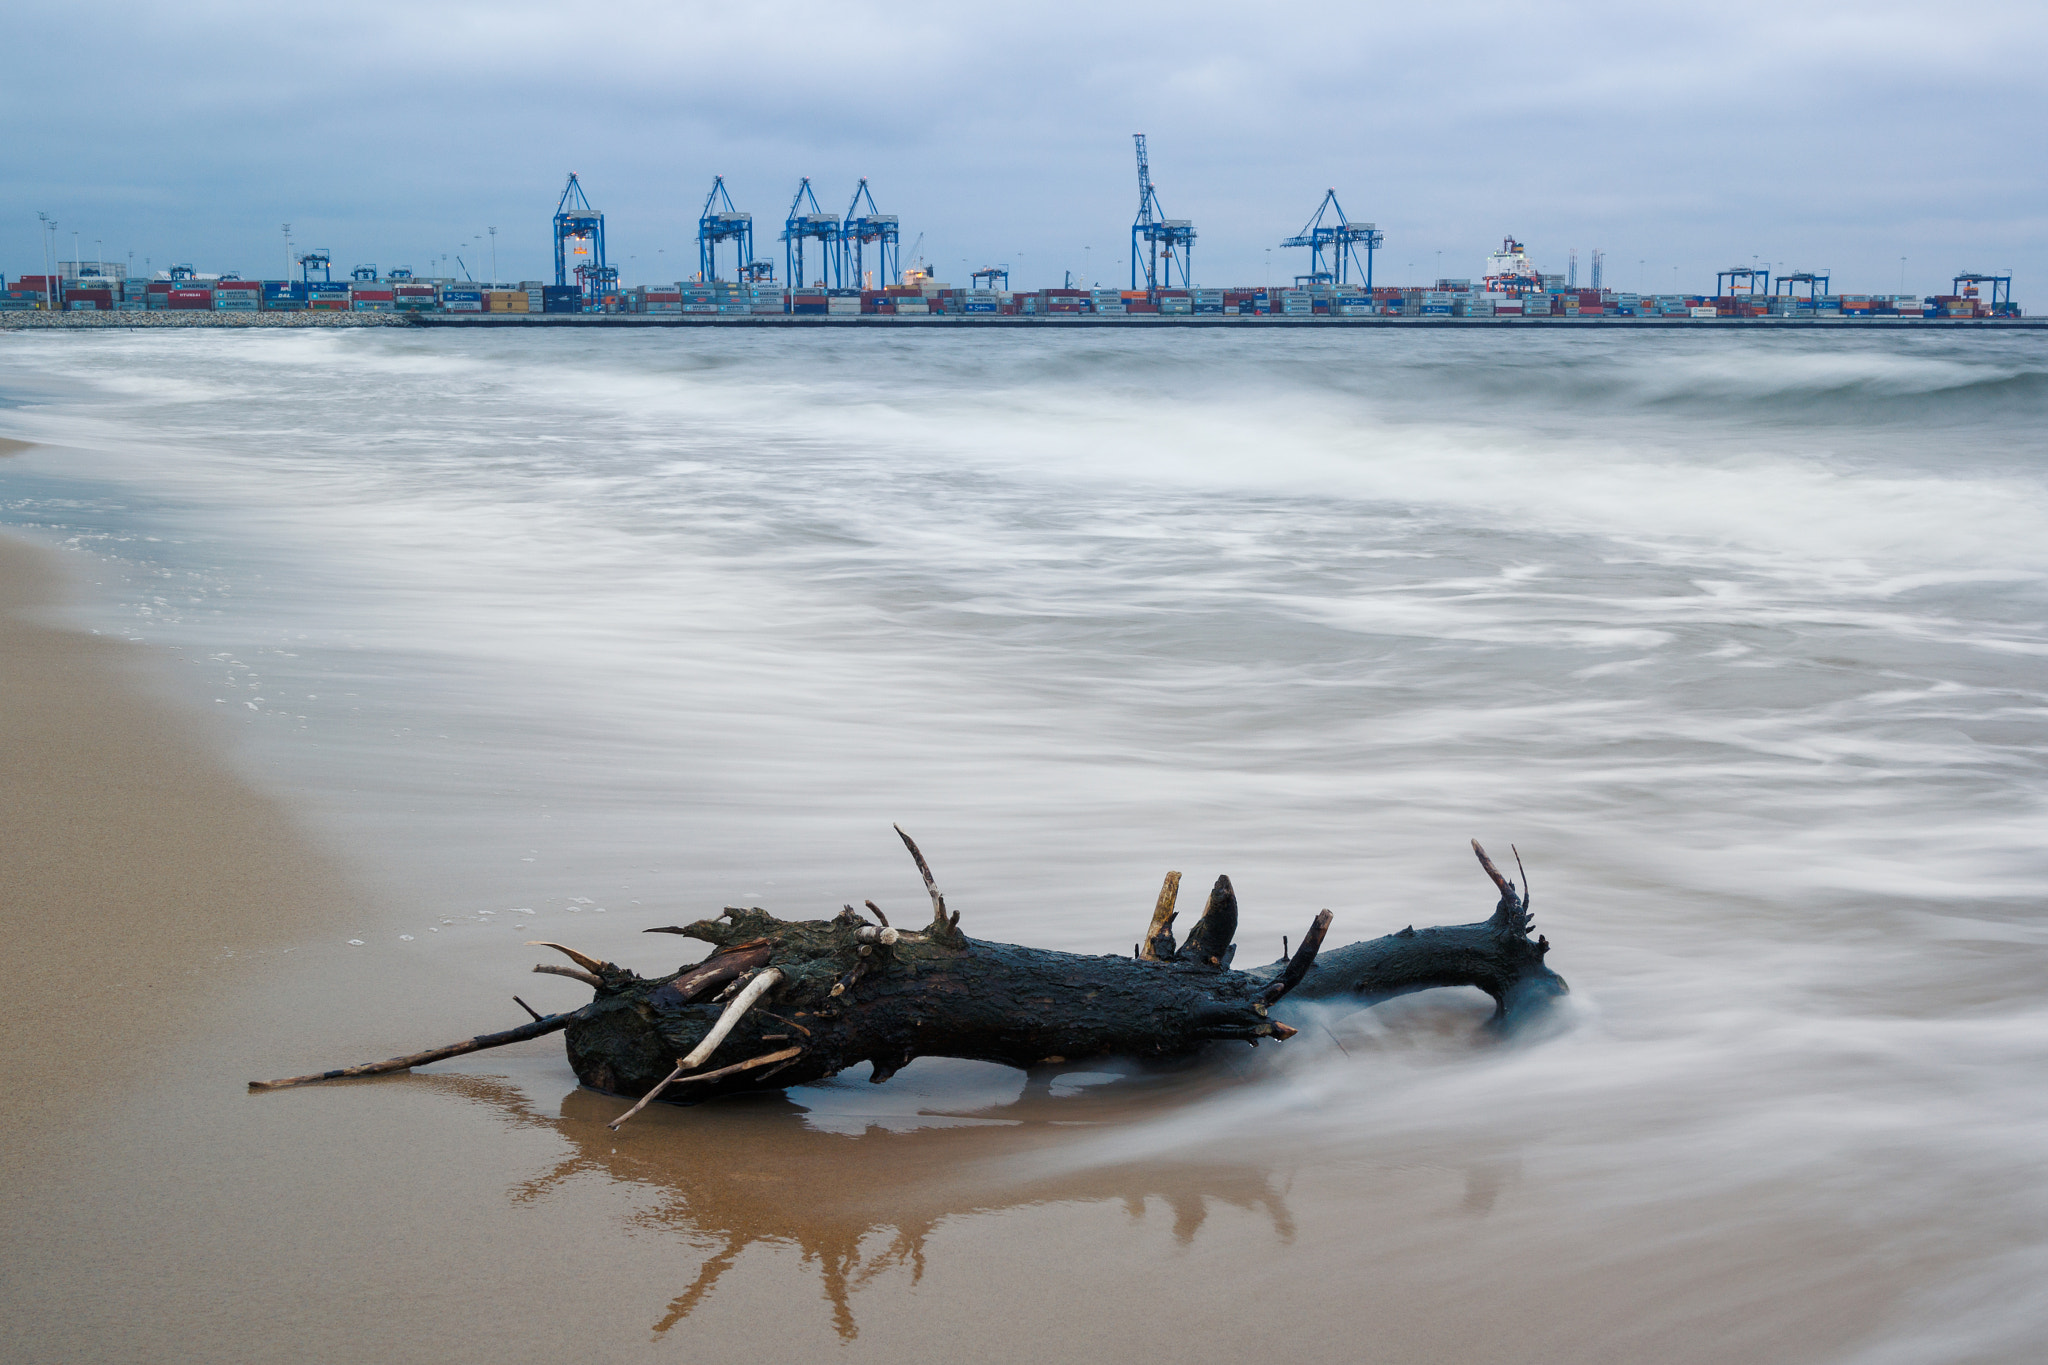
[10,137,2026,327]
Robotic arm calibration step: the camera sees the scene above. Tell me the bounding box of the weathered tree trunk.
[560,836,1566,1111]
[251,834,1567,1114]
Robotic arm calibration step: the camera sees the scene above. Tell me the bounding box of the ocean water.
[3,327,2046,1362]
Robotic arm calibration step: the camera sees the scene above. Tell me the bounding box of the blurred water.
[3,327,2045,1361]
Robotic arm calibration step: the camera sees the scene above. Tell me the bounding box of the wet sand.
[0,526,1912,1364]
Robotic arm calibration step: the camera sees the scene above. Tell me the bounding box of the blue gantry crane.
[1716,266,1769,297]
[553,174,607,296]
[838,179,899,290]
[294,250,330,283]
[1280,190,1382,289]
[781,179,839,289]
[1130,134,1195,295]
[971,266,1009,290]
[1775,271,1830,299]
[697,177,752,282]
[1953,272,2013,311]
[350,264,378,282]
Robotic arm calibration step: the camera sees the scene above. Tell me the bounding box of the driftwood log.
[252,830,1566,1124]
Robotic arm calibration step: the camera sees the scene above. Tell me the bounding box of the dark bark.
[252,837,1567,1102]
[559,839,1566,1103]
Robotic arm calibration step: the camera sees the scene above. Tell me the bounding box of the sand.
[0,532,355,1154]
[0,526,1897,1365]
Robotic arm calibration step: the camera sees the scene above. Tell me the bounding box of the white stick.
[679,968,783,1071]
[605,969,786,1131]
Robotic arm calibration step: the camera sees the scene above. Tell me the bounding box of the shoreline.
[0,529,358,1158]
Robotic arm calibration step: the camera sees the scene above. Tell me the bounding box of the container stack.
[213,281,261,312]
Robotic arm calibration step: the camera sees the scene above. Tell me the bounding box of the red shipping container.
[1126,302,1159,314]
[352,289,396,301]
[70,289,114,309]
[167,290,212,310]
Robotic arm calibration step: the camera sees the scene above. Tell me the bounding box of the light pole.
[488,226,497,285]
[282,223,292,280]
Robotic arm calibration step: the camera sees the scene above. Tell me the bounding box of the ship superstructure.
[1483,236,1544,295]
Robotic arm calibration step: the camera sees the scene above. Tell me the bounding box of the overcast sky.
[7,1,2043,295]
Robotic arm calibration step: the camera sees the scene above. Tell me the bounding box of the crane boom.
[1134,134,1154,226]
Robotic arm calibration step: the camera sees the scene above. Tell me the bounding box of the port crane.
[1774,271,1829,299]
[350,265,378,282]
[837,180,899,291]
[1953,272,2012,310]
[1280,190,1381,289]
[781,179,839,289]
[1715,266,1769,297]
[553,174,607,296]
[696,177,753,283]
[1130,134,1195,295]
[294,250,330,283]
[971,266,1009,290]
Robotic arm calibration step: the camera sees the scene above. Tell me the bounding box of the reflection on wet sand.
[423,1063,1305,1340]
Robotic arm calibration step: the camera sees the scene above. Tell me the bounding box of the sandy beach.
[0,528,1902,1365]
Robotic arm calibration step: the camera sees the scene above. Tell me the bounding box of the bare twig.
[1471,839,1516,900]
[1139,871,1181,961]
[893,824,955,928]
[669,1046,802,1087]
[525,941,608,974]
[680,968,784,1071]
[1512,845,1530,908]
[1259,909,1335,1008]
[607,969,787,1130]
[533,964,603,987]
[863,899,889,927]
[512,995,543,1023]
[249,1009,581,1091]
[649,942,772,1008]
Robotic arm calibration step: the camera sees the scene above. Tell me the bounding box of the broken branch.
[533,964,603,988]
[525,940,610,973]
[249,1009,581,1091]
[893,824,953,929]
[1140,871,1181,960]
